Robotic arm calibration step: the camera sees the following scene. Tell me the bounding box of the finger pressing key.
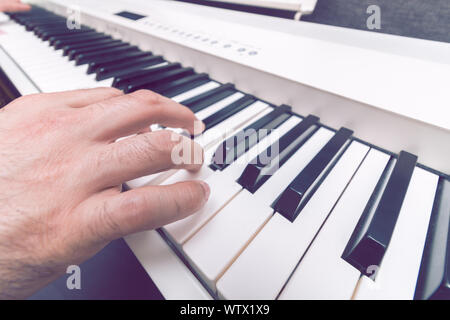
[85,89,205,141]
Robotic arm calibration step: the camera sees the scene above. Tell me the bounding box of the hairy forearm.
[0,257,61,299]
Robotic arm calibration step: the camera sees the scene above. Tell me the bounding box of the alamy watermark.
[366,5,381,30]
[66,265,81,290]
[66,5,81,30]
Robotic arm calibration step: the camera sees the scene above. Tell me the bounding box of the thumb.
[80,181,210,242]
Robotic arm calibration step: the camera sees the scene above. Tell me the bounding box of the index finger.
[85,89,205,141]
[51,87,124,108]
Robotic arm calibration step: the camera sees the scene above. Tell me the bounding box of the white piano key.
[181,117,304,287]
[278,148,390,300]
[353,167,439,300]
[163,172,242,245]
[0,47,39,95]
[125,230,212,300]
[188,127,331,290]
[184,190,273,289]
[196,100,270,149]
[217,141,370,300]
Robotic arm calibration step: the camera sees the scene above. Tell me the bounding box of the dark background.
[301,0,450,43]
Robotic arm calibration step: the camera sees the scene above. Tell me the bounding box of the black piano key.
[35,24,92,32]
[42,29,95,41]
[272,127,353,221]
[17,12,57,21]
[124,67,194,93]
[210,104,291,171]
[40,28,94,40]
[238,114,320,193]
[161,74,212,98]
[68,42,128,60]
[112,62,180,89]
[152,73,210,95]
[45,29,96,43]
[342,151,418,277]
[181,83,236,113]
[55,34,112,50]
[414,178,450,300]
[87,51,156,74]
[95,55,163,80]
[34,24,68,36]
[58,36,114,51]
[29,21,66,31]
[202,95,256,131]
[20,13,61,23]
[75,46,139,65]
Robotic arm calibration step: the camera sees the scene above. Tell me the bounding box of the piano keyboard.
[2,5,449,300]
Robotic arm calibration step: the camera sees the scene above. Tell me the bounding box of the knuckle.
[96,200,123,240]
[131,89,164,107]
[153,130,180,148]
[178,183,204,212]
[100,87,123,97]
[123,132,164,164]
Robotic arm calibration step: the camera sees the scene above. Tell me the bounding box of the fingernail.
[194,119,205,134]
[199,181,210,201]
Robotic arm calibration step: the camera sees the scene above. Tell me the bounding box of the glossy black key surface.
[34,24,68,36]
[44,29,95,42]
[272,127,353,222]
[152,73,209,95]
[47,31,98,45]
[124,67,194,93]
[35,26,66,37]
[95,55,163,80]
[62,39,120,56]
[238,115,319,193]
[121,66,189,89]
[161,74,211,98]
[414,178,450,300]
[68,42,128,60]
[75,46,139,65]
[88,52,156,74]
[112,62,180,89]
[202,95,256,131]
[55,34,112,50]
[342,151,417,278]
[210,105,291,171]
[181,83,236,113]
[34,24,74,33]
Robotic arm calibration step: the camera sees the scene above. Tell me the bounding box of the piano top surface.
[39,0,450,132]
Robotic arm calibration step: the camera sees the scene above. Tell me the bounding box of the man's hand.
[0,0,30,12]
[0,88,209,299]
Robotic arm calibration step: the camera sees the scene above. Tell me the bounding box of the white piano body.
[1,0,449,299]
